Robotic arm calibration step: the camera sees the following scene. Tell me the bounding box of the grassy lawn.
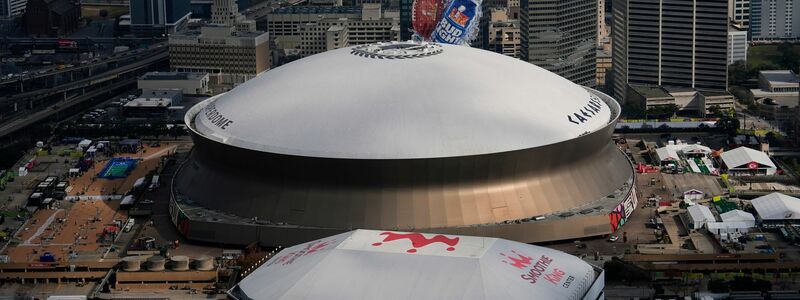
[0,210,20,217]
[748,43,800,69]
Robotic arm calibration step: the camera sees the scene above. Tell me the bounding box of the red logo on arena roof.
[500,250,534,269]
[267,239,336,266]
[747,162,759,170]
[304,240,332,256]
[371,232,459,253]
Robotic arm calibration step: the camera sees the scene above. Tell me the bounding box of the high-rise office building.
[728,0,750,28]
[211,0,255,32]
[520,0,597,87]
[169,26,269,85]
[611,0,729,102]
[266,6,360,37]
[596,49,611,91]
[729,25,748,65]
[1,0,27,17]
[267,4,399,58]
[598,0,607,44]
[399,0,411,40]
[24,0,80,36]
[479,8,520,58]
[190,0,212,19]
[129,0,191,36]
[507,0,519,18]
[750,0,800,41]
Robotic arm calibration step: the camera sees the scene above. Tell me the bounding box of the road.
[0,50,167,102]
[0,49,170,136]
[0,79,137,138]
[243,0,273,20]
[0,44,167,86]
[734,101,784,134]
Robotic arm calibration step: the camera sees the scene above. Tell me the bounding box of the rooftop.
[191,41,617,159]
[141,72,208,81]
[760,70,800,85]
[124,98,173,108]
[720,146,775,169]
[687,205,716,223]
[232,229,603,300]
[630,85,730,99]
[697,90,732,97]
[629,85,672,98]
[170,25,268,38]
[271,6,361,15]
[662,86,696,94]
[327,25,345,31]
[752,193,800,220]
[125,89,181,108]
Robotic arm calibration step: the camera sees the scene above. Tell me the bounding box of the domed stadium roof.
[229,230,604,300]
[194,41,614,159]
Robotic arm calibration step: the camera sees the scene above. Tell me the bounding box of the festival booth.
[655,147,680,166]
[78,139,92,149]
[707,222,750,243]
[683,189,705,202]
[86,146,98,158]
[120,195,136,210]
[751,193,800,227]
[119,139,142,153]
[133,177,146,189]
[721,147,776,176]
[687,205,716,229]
[720,209,756,228]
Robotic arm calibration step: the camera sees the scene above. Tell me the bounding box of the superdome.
[173,41,636,248]
[194,42,613,159]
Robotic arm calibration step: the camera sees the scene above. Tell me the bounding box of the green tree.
[715,115,741,136]
[646,104,679,119]
[708,105,723,117]
[729,86,755,106]
[777,42,800,72]
[622,100,646,119]
[728,60,749,85]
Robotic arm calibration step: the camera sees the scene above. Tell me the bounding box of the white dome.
[194,42,613,159]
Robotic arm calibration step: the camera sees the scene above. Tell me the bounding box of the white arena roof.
[752,192,800,220]
[194,42,614,159]
[230,229,604,300]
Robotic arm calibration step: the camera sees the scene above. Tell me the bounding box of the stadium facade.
[170,41,637,247]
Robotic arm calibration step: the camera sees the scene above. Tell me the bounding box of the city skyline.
[0,0,800,298]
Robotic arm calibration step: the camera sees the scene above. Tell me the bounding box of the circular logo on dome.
[351,41,443,59]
